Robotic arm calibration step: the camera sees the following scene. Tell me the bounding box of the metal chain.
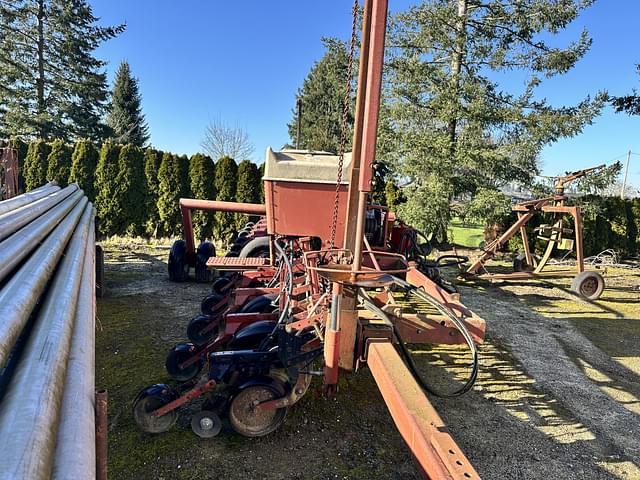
[329,0,359,249]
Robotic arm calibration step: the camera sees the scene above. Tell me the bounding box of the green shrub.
[177,154,191,199]
[157,152,182,236]
[214,156,238,241]
[95,141,123,236]
[189,153,216,240]
[117,144,146,236]
[235,160,261,228]
[23,140,50,190]
[143,148,162,236]
[46,139,72,187]
[69,139,99,201]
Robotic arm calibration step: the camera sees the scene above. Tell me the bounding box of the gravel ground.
[97,243,640,479]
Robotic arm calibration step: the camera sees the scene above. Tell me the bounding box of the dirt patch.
[97,244,640,479]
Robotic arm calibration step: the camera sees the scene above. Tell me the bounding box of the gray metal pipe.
[0,182,59,217]
[52,210,96,480]
[0,189,84,283]
[0,196,88,369]
[0,203,92,480]
[0,183,78,241]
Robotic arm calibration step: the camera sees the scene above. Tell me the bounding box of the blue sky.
[92,0,640,192]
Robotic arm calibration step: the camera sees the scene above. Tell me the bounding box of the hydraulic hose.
[358,278,478,398]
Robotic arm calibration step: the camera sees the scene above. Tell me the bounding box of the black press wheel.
[165,344,204,382]
[133,391,178,434]
[168,239,190,282]
[201,292,226,316]
[211,276,233,294]
[228,384,287,437]
[571,271,605,300]
[195,241,215,283]
[187,314,220,347]
[191,410,222,438]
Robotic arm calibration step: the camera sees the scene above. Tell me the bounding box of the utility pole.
[295,98,302,149]
[621,149,631,199]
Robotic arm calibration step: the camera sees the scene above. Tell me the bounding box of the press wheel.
[133,394,177,434]
[228,385,287,437]
[191,410,222,438]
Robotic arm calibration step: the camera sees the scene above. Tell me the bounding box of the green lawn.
[448,220,484,247]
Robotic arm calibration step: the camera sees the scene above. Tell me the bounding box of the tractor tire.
[195,241,215,283]
[571,271,605,300]
[168,240,190,282]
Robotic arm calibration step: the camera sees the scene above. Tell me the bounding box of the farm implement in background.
[465,165,608,300]
[0,147,19,201]
[134,1,484,478]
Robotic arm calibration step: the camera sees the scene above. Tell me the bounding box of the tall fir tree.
[189,153,216,240]
[94,141,123,236]
[0,1,124,139]
[214,156,238,241]
[23,139,50,190]
[143,148,162,236]
[117,144,146,235]
[106,61,150,146]
[69,139,98,201]
[157,152,182,236]
[235,160,262,228]
[288,38,353,153]
[46,138,71,187]
[384,0,605,239]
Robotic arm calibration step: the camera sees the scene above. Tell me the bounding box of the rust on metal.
[0,147,19,200]
[367,342,480,480]
[206,256,270,269]
[179,198,266,255]
[152,381,217,418]
[95,390,108,480]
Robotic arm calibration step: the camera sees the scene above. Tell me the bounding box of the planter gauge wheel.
[228,384,287,437]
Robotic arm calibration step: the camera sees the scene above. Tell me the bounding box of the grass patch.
[448,220,484,248]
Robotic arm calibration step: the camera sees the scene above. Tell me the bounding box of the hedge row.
[12,138,263,240]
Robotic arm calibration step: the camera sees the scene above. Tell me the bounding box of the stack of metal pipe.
[0,183,97,480]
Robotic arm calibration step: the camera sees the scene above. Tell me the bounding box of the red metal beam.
[179,198,267,256]
[367,342,480,480]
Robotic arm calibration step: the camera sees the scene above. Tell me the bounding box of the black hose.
[358,279,478,398]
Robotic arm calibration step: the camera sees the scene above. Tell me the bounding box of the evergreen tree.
[46,138,71,187]
[189,153,216,240]
[117,144,146,235]
[214,156,238,241]
[143,148,162,236]
[611,64,640,116]
[69,139,98,201]
[385,0,605,240]
[288,38,353,152]
[23,139,50,190]
[94,141,123,236]
[177,154,191,199]
[106,61,150,146]
[0,1,124,139]
[157,152,182,236]
[235,160,262,228]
